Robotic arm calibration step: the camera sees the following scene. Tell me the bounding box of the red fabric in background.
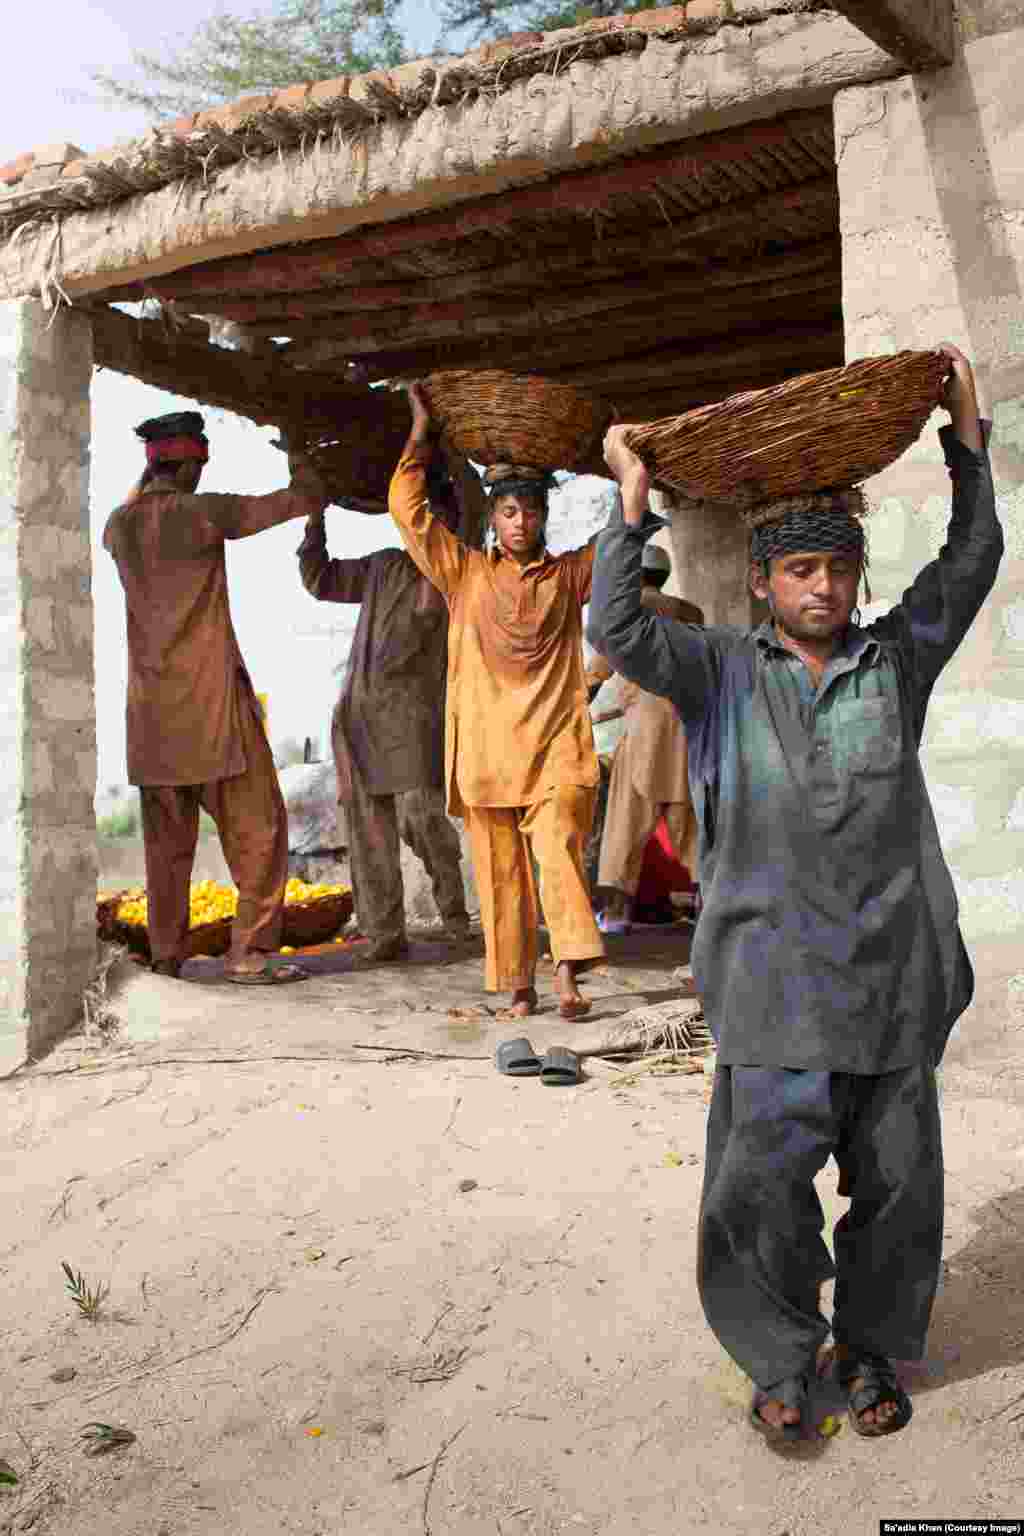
[633,815,695,909]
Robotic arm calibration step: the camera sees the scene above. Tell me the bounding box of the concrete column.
[0,299,96,1070]
[658,492,759,626]
[835,23,1024,1051]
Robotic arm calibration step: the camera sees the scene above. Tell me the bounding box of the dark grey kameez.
[587,425,1002,1387]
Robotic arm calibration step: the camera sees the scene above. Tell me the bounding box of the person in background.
[588,346,1002,1441]
[103,411,327,984]
[587,542,702,934]
[387,385,605,1020]
[297,447,485,962]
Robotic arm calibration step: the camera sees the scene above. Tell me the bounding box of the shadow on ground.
[910,1185,1024,1400]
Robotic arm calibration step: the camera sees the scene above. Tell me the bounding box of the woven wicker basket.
[302,400,411,514]
[423,369,612,473]
[282,890,354,948]
[624,351,950,505]
[97,890,353,962]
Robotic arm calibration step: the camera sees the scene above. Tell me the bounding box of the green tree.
[93,0,407,119]
[439,0,666,46]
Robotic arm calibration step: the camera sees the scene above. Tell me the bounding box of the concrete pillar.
[835,22,1024,1051]
[0,299,96,1070]
[657,491,759,625]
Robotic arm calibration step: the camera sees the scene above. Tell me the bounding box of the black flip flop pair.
[496,1038,580,1086]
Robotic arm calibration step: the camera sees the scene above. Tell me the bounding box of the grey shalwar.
[587,424,1002,1388]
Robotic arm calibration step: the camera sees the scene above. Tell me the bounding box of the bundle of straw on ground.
[423,369,612,474]
[624,350,950,506]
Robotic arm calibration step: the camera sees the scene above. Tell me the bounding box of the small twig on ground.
[987,1387,1024,1421]
[421,1423,466,1536]
[421,1302,454,1347]
[443,1097,462,1137]
[392,1345,469,1385]
[48,1176,84,1224]
[13,1426,38,1473]
[393,1458,432,1483]
[25,1046,488,1080]
[84,1287,276,1403]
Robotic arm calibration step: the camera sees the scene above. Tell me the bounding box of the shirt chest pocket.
[836,696,905,776]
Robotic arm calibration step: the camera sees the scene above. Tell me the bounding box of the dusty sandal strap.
[837,1352,913,1437]
[750,1375,810,1442]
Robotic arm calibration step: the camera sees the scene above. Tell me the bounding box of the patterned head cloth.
[135,410,209,467]
[482,463,557,502]
[747,488,867,568]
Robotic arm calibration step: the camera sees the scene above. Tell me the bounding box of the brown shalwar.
[388,452,604,989]
[103,462,326,966]
[140,687,289,964]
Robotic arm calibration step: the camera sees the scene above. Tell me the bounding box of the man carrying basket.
[388,384,605,1020]
[588,346,1002,1440]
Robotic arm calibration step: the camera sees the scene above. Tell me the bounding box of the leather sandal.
[750,1375,811,1442]
[836,1350,913,1437]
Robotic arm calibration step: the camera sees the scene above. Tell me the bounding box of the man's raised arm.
[387,384,468,600]
[587,426,711,723]
[873,345,1003,710]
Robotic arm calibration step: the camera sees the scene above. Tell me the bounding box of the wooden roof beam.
[828,0,953,68]
[284,286,841,385]
[155,178,840,318]
[278,244,839,366]
[89,305,407,437]
[556,325,845,395]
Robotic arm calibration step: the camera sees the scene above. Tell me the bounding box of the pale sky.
[0,0,454,789]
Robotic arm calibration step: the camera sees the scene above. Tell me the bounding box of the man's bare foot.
[754,1398,802,1430]
[510,987,537,1018]
[555,961,590,1019]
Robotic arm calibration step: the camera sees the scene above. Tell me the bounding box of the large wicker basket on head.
[423,369,613,474]
[624,351,950,505]
[299,393,412,514]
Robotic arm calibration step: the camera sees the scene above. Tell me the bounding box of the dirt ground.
[2,929,1024,1536]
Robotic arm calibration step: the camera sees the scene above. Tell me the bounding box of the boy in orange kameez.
[387,385,604,1019]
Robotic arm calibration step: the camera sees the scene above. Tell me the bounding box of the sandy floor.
[2,931,1024,1536]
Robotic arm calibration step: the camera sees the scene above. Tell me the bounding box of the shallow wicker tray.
[96,890,353,962]
[625,351,950,505]
[423,369,612,473]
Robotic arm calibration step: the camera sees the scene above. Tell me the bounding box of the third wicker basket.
[624,351,950,506]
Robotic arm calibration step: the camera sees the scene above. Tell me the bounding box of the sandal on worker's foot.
[836,1350,913,1437]
[224,962,308,986]
[750,1376,811,1443]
